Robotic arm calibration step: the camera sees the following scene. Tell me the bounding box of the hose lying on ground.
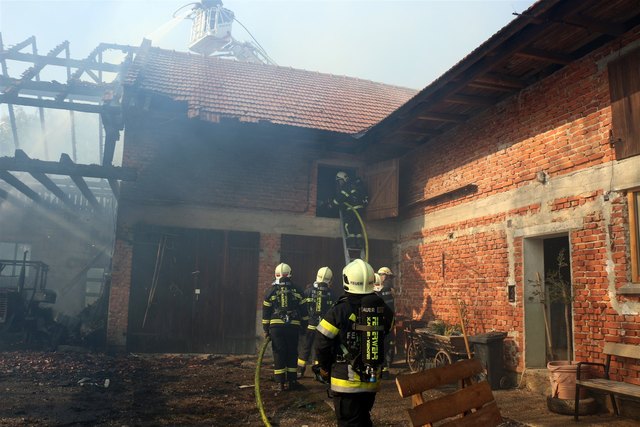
[255,336,272,427]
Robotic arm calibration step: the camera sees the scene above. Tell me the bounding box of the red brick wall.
[108,237,133,348]
[398,28,640,375]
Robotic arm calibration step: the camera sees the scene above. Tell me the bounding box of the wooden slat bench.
[396,358,503,427]
[575,342,640,421]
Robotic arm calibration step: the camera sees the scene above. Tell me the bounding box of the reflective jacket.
[301,282,334,329]
[316,293,393,393]
[331,178,369,211]
[262,279,307,331]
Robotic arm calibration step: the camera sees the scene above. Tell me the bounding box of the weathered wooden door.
[128,226,259,354]
[365,158,399,220]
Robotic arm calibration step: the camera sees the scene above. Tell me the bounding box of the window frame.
[630,188,640,283]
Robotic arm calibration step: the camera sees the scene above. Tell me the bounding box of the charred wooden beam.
[14,150,74,208]
[0,76,113,100]
[60,154,101,210]
[0,94,117,114]
[0,51,121,73]
[0,34,20,149]
[515,48,575,64]
[416,112,468,123]
[0,152,136,181]
[445,93,498,106]
[4,36,35,54]
[3,41,69,97]
[0,170,42,204]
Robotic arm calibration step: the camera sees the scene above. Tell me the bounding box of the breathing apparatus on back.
[341,259,387,382]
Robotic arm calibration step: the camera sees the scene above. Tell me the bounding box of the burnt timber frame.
[0,33,137,210]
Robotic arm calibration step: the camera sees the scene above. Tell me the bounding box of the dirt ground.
[0,349,637,427]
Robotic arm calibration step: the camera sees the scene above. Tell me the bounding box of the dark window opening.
[316,165,357,218]
[543,236,572,361]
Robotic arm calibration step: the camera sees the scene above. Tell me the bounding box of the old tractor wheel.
[434,350,452,367]
[406,341,423,372]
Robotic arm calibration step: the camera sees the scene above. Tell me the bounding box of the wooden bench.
[396,358,503,427]
[575,342,640,421]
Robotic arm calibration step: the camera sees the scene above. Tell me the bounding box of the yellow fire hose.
[344,202,369,262]
[255,336,272,427]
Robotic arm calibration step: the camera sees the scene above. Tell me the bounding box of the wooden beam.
[417,112,468,123]
[445,93,498,106]
[0,170,42,204]
[0,94,117,114]
[515,48,574,65]
[3,41,69,97]
[14,150,74,208]
[4,36,36,54]
[60,154,101,210]
[0,77,112,101]
[466,81,519,92]
[0,153,136,181]
[0,51,122,73]
[568,14,626,37]
[474,72,527,89]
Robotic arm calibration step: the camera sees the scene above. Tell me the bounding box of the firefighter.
[262,263,307,391]
[297,266,335,378]
[376,267,395,377]
[330,171,368,249]
[315,259,393,427]
[376,267,395,379]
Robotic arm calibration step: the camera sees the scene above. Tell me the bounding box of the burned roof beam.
[60,154,101,210]
[0,34,20,149]
[3,41,69,97]
[0,94,118,114]
[0,152,136,181]
[5,36,35,54]
[0,76,115,100]
[514,47,575,64]
[0,51,122,73]
[14,150,74,208]
[0,170,42,204]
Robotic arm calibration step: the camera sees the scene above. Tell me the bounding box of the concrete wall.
[398,26,640,381]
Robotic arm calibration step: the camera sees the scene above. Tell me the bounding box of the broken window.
[630,189,640,283]
[608,49,640,160]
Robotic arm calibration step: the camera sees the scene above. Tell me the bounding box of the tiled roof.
[124,47,417,135]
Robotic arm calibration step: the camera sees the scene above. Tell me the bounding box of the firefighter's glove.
[312,365,330,384]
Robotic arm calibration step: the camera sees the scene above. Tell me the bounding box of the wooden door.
[365,158,399,220]
[128,226,259,354]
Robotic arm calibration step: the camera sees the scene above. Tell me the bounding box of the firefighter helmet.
[373,273,382,292]
[316,266,333,284]
[335,171,349,182]
[377,266,394,277]
[342,259,375,294]
[275,263,292,279]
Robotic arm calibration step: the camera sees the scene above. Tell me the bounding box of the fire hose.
[255,336,272,427]
[344,202,369,262]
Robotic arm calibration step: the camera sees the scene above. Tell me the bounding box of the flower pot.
[547,360,590,400]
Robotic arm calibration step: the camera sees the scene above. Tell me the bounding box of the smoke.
[145,15,187,44]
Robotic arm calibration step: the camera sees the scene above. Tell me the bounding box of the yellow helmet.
[274,263,292,280]
[342,259,375,294]
[316,266,333,283]
[336,171,349,182]
[373,273,382,292]
[377,266,394,277]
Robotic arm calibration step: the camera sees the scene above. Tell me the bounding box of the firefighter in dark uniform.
[315,259,393,427]
[262,263,307,391]
[297,266,335,378]
[375,267,395,379]
[330,171,368,249]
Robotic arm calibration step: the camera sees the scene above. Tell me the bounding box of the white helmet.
[377,266,394,276]
[336,171,349,182]
[373,273,382,292]
[342,259,375,294]
[316,266,333,283]
[274,263,292,280]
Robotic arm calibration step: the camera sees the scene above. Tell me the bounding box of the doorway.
[523,234,572,367]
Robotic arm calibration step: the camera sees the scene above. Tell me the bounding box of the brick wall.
[398,28,640,375]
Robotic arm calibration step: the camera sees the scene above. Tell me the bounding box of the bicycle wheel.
[434,350,452,367]
[406,341,423,372]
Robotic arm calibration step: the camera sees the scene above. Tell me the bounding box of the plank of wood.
[577,378,640,399]
[603,342,640,359]
[441,401,502,427]
[408,381,496,426]
[396,359,484,397]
